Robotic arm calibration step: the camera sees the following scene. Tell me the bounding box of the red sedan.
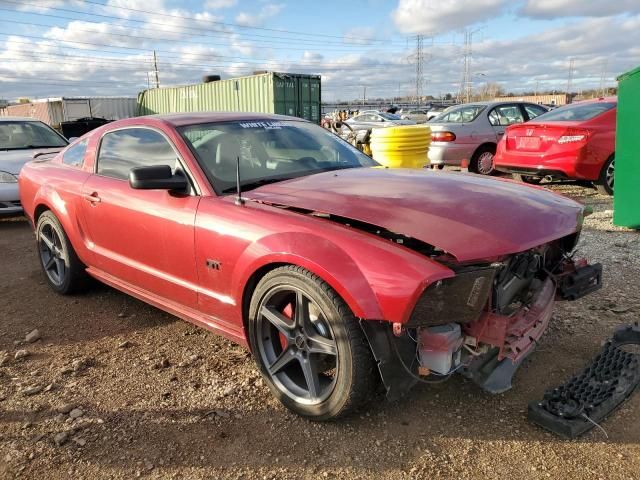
[19,113,601,419]
[494,97,617,195]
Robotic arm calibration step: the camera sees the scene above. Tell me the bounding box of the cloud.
[520,0,640,19]
[392,0,509,35]
[235,3,284,27]
[205,0,237,9]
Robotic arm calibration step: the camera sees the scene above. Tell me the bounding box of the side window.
[488,105,525,126]
[524,104,548,120]
[373,115,384,122]
[97,128,177,181]
[62,139,88,167]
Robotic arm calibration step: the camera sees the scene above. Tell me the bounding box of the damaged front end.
[362,236,602,400]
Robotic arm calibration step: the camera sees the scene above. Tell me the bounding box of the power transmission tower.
[459,30,470,103]
[599,60,608,97]
[566,58,574,101]
[153,50,160,89]
[459,29,482,103]
[415,34,424,106]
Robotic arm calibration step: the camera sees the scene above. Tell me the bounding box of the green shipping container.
[613,65,640,229]
[136,72,322,124]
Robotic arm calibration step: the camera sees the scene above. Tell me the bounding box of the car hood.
[244,168,584,262]
[0,148,63,175]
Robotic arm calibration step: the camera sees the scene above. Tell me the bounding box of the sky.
[0,0,638,102]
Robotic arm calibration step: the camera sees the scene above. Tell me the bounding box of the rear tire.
[36,211,88,294]
[512,173,543,185]
[248,265,377,420]
[595,155,614,196]
[469,145,496,175]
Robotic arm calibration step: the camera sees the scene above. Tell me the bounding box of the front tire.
[469,145,496,175]
[595,155,614,196]
[248,266,377,420]
[36,211,88,294]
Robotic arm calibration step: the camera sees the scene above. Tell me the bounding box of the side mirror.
[129,165,188,191]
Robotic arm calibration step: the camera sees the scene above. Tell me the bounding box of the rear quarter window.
[62,139,88,167]
[534,102,616,122]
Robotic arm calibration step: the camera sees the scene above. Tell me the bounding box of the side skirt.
[86,267,248,349]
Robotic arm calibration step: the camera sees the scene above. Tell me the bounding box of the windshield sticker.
[239,121,286,130]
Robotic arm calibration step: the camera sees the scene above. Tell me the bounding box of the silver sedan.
[0,117,68,216]
[344,111,415,131]
[428,101,548,174]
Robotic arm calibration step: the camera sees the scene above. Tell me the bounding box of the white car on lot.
[0,117,68,216]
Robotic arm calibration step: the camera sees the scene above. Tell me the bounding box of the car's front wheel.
[595,155,614,196]
[248,266,377,420]
[36,211,88,294]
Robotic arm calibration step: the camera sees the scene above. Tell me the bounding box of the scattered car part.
[528,323,640,438]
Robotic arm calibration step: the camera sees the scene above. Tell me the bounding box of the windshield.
[179,120,378,194]
[532,101,616,122]
[379,112,402,120]
[432,104,486,123]
[0,121,68,150]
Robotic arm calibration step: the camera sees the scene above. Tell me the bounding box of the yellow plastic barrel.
[369,124,431,168]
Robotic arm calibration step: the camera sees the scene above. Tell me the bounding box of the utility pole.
[153,50,160,89]
[534,80,540,99]
[415,34,424,106]
[362,86,366,106]
[566,58,574,102]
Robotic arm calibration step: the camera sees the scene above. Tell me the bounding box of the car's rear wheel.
[595,155,614,196]
[469,145,496,175]
[248,266,377,420]
[36,211,87,294]
[512,173,543,185]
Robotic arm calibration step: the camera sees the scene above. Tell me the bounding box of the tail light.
[558,128,591,145]
[432,131,456,142]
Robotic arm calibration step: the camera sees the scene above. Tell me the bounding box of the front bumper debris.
[557,263,602,300]
[528,323,640,438]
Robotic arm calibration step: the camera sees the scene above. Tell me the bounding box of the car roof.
[148,112,305,127]
[0,116,46,122]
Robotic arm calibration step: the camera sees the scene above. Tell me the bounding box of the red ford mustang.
[494,97,617,195]
[19,113,602,420]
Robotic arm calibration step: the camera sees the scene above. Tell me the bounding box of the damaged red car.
[19,113,602,420]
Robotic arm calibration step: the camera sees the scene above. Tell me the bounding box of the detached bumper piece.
[557,263,602,300]
[528,323,640,438]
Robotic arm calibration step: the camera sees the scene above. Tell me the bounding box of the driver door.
[81,127,200,309]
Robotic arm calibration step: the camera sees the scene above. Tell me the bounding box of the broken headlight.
[407,267,497,327]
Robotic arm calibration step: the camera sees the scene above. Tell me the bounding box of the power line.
[77,0,406,44]
[0,35,417,70]
[0,17,392,53]
[2,0,407,48]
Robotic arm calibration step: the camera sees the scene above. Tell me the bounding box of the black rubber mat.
[528,323,640,438]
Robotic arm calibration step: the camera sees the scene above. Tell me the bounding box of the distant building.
[494,94,569,106]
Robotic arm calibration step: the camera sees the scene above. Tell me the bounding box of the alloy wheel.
[38,223,67,287]
[256,286,338,405]
[477,151,494,175]
[606,159,615,191]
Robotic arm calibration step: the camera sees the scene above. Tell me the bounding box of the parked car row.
[427,100,549,174]
[428,97,618,195]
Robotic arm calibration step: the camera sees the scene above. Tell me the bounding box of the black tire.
[35,211,88,294]
[595,155,614,196]
[248,265,377,420]
[469,144,496,175]
[512,173,543,185]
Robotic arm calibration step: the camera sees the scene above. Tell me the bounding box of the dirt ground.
[1,182,639,480]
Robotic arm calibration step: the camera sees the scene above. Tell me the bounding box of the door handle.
[83,192,101,204]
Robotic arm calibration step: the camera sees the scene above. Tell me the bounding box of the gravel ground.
[0,182,639,480]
